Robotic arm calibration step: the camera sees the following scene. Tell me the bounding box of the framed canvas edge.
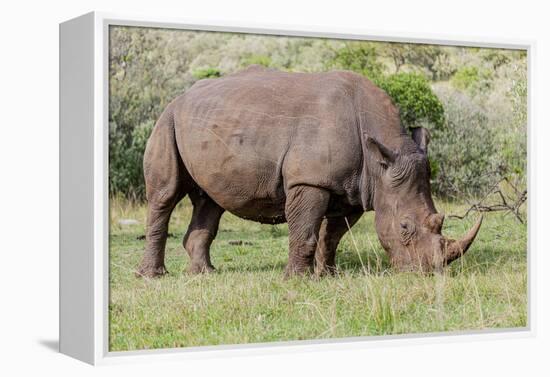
[71,11,535,365]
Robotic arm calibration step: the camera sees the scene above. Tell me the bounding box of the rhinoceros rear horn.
[443,216,483,265]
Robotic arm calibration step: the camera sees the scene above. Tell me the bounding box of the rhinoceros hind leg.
[137,105,190,278]
[314,212,362,276]
[284,185,330,277]
[183,189,225,274]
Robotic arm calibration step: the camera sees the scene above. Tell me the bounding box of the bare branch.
[449,177,527,223]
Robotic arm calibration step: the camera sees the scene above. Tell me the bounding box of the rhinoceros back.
[169,66,395,221]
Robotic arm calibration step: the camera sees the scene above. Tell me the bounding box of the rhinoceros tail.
[143,102,192,206]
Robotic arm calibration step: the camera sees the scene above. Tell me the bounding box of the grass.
[109,197,527,351]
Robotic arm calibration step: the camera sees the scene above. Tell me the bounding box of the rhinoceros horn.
[443,216,483,265]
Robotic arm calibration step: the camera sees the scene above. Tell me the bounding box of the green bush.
[241,55,272,67]
[451,66,480,90]
[430,87,500,198]
[377,73,445,129]
[192,67,222,79]
[451,66,492,93]
[109,121,153,200]
[328,45,445,130]
[501,58,527,182]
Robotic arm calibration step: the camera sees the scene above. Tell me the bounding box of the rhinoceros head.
[365,127,482,272]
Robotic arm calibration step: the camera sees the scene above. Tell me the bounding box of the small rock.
[118,219,139,226]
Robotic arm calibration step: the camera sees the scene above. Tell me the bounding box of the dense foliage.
[378,73,445,129]
[329,42,385,80]
[429,88,498,197]
[109,27,527,200]
[329,43,445,129]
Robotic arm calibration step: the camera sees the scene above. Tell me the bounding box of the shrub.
[377,73,445,129]
[481,50,511,70]
[109,121,153,200]
[192,67,222,79]
[451,66,480,90]
[328,45,445,130]
[430,87,500,198]
[241,55,272,67]
[451,66,492,94]
[501,58,527,183]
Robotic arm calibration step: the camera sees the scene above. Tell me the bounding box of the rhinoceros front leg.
[314,212,362,276]
[284,185,330,277]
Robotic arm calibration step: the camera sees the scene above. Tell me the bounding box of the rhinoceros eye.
[399,217,416,245]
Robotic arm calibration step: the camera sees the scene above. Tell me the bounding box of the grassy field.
[109,197,527,352]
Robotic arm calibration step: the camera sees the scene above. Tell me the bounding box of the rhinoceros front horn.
[443,216,483,265]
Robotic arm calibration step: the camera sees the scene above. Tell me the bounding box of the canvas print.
[108,25,527,351]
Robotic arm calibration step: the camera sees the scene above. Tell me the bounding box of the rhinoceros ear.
[364,133,397,167]
[411,127,430,154]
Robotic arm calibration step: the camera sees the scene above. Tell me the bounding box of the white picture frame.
[59,11,534,365]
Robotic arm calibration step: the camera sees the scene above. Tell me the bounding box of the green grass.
[109,197,527,351]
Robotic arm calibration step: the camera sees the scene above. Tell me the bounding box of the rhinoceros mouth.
[388,214,483,272]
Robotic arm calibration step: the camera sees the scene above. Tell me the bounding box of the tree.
[329,42,385,81]
[382,44,451,80]
[384,44,413,73]
[406,45,448,80]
